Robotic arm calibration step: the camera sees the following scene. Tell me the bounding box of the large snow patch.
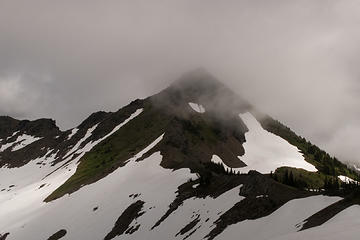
[238,112,317,173]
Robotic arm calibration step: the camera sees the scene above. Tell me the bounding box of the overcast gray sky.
[0,0,359,165]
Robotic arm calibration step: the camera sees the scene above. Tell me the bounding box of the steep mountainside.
[0,71,359,240]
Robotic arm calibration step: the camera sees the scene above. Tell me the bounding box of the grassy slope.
[45,103,171,201]
[274,167,338,189]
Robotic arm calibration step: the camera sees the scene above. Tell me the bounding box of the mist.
[0,0,359,165]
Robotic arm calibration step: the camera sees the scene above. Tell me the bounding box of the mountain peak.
[170,68,225,94]
[154,69,251,116]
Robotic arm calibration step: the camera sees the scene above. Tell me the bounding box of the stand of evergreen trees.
[271,170,309,189]
[271,169,360,194]
[204,161,240,176]
[197,161,240,187]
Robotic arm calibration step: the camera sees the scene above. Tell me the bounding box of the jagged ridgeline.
[1,70,359,240]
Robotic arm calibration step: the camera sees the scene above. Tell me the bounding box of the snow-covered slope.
[67,128,79,140]
[238,112,317,173]
[0,108,146,238]
[210,112,317,174]
[271,205,360,240]
[216,195,342,240]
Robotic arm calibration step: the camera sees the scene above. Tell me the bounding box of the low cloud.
[0,0,359,164]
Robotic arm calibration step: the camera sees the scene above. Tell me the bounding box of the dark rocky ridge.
[47,229,67,240]
[0,232,9,240]
[0,117,60,139]
[175,216,201,238]
[104,200,145,240]
[0,117,63,167]
[0,98,144,168]
[0,116,20,139]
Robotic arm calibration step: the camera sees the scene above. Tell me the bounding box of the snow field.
[217,195,342,240]
[0,134,42,152]
[189,102,206,113]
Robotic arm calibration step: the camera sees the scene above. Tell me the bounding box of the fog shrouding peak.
[1,0,360,164]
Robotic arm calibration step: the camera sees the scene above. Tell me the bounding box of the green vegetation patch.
[45,104,171,202]
[272,167,338,190]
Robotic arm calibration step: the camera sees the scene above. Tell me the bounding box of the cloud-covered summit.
[1,0,359,164]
